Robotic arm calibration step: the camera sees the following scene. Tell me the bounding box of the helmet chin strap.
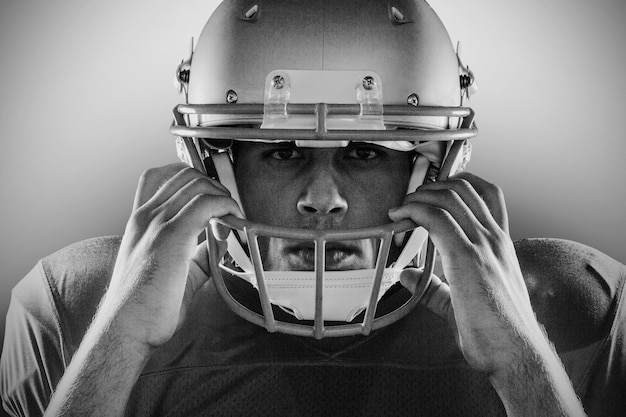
[219,223,430,322]
[211,151,248,245]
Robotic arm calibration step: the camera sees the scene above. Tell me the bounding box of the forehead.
[231,141,414,160]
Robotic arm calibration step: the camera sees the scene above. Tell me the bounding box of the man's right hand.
[99,162,243,351]
[45,162,243,416]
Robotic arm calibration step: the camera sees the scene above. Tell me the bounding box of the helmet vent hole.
[243,4,259,21]
[226,89,238,104]
[389,6,407,24]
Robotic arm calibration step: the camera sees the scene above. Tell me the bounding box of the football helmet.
[170,0,477,338]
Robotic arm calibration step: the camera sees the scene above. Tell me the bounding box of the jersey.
[1,236,625,416]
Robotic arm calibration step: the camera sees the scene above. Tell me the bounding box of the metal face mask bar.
[170,101,476,338]
[209,216,427,339]
[171,103,476,144]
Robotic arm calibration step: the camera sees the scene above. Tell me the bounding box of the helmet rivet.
[362,76,376,90]
[407,93,419,106]
[460,74,473,89]
[177,69,190,84]
[226,89,238,103]
[271,75,285,90]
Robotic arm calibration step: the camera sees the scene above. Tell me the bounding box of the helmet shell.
[188,0,461,107]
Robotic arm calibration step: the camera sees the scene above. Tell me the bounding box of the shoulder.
[40,235,122,280]
[1,237,122,415]
[514,238,626,351]
[14,236,122,354]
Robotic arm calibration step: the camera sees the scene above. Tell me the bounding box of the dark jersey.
[1,237,625,416]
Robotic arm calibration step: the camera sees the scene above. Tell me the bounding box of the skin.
[233,142,412,270]
[44,142,585,417]
[389,175,585,416]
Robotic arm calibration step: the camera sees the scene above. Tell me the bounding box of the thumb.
[400,268,455,325]
[401,268,460,346]
[187,242,213,295]
[177,242,213,331]
[190,231,228,280]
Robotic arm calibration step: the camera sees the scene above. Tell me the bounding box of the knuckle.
[453,170,477,181]
[139,167,158,184]
[483,179,502,196]
[179,193,216,217]
[453,177,473,192]
[181,172,211,187]
[150,220,174,243]
[124,208,153,237]
[492,228,512,246]
[437,188,461,203]
[130,205,151,225]
[180,165,197,177]
[429,206,452,222]
[490,185,507,207]
[495,186,506,203]
[190,192,213,207]
[185,176,205,191]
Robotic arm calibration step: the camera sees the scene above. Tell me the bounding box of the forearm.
[44,312,152,417]
[488,327,586,417]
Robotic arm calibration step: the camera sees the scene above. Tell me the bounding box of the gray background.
[1,0,625,392]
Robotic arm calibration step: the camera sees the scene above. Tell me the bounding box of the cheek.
[236,171,297,225]
[346,172,409,226]
[344,154,412,226]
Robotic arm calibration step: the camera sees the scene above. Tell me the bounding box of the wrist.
[45,304,155,416]
[88,300,157,364]
[487,328,585,417]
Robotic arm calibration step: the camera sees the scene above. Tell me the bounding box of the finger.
[388,201,473,259]
[133,162,190,210]
[399,189,485,242]
[415,177,500,234]
[399,268,455,327]
[394,231,406,248]
[144,167,230,211]
[191,232,228,278]
[191,241,210,276]
[452,172,509,234]
[177,242,214,333]
[421,274,454,325]
[210,218,232,241]
[152,176,241,223]
[186,243,212,297]
[166,192,243,240]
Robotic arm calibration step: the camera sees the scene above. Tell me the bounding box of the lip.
[284,242,362,271]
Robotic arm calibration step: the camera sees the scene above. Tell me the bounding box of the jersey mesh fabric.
[126,364,505,417]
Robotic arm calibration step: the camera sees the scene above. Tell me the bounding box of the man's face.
[234,142,412,271]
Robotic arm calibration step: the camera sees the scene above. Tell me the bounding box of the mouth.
[284,242,363,271]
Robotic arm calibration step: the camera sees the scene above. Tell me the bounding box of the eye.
[267,146,303,161]
[345,145,383,161]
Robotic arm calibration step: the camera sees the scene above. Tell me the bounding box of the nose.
[296,167,348,217]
